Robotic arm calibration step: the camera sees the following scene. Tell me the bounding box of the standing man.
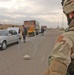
[42,0,74,75]
[41,26,45,36]
[22,25,27,43]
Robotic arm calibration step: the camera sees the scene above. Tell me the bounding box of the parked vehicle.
[7,27,22,39]
[24,20,40,36]
[0,30,20,50]
[41,26,47,31]
[7,27,20,33]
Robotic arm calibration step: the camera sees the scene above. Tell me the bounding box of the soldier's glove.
[42,59,67,75]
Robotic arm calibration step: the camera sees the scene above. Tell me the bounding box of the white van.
[7,27,20,33]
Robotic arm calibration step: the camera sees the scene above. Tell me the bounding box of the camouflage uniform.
[42,0,74,75]
[42,27,74,75]
[51,27,74,65]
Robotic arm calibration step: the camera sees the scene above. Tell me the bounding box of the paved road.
[0,29,63,75]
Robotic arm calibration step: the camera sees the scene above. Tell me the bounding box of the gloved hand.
[42,59,67,75]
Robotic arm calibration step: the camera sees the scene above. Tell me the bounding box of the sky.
[0,0,68,28]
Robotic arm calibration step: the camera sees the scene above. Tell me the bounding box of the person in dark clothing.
[41,26,45,36]
[22,25,27,43]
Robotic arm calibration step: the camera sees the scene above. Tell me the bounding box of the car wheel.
[1,41,7,50]
[16,39,20,44]
[16,41,19,44]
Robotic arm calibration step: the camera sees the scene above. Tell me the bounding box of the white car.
[7,27,22,39]
[0,30,20,50]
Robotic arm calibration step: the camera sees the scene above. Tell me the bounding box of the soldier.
[42,0,74,75]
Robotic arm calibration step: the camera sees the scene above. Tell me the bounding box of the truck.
[24,20,40,36]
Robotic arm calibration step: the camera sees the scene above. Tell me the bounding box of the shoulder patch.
[56,35,66,45]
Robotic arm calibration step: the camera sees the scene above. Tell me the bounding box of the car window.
[9,30,13,35]
[9,30,17,35]
[0,30,8,36]
[14,31,17,35]
[12,30,17,35]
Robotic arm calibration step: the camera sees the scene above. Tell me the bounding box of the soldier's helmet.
[61,0,74,25]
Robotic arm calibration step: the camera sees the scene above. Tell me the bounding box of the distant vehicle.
[0,30,20,50]
[24,20,40,36]
[41,26,47,31]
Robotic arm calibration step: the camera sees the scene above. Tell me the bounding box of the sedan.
[0,30,20,50]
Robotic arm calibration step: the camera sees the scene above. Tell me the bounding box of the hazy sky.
[0,0,68,28]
